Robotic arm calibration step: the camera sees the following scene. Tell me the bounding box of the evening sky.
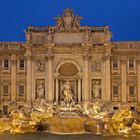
[0,0,139,41]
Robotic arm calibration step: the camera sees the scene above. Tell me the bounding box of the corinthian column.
[78,79,81,102]
[46,44,54,103]
[25,46,32,102]
[82,43,90,102]
[83,56,89,101]
[11,54,17,102]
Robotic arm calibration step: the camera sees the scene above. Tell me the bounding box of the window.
[113,59,118,69]
[129,59,134,68]
[113,86,119,97]
[19,85,24,96]
[4,59,9,70]
[129,86,135,97]
[3,85,9,96]
[19,59,25,70]
[3,105,8,115]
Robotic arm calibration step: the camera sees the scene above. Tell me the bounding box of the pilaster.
[11,54,17,102]
[82,43,91,102]
[25,45,32,102]
[104,43,112,101]
[121,56,127,102]
[46,43,55,103]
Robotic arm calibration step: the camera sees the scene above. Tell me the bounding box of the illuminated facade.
[0,8,140,114]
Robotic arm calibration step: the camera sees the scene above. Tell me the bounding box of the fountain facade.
[0,8,140,137]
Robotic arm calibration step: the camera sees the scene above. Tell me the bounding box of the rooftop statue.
[55,8,82,31]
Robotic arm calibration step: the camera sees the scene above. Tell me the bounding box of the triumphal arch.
[0,8,140,114]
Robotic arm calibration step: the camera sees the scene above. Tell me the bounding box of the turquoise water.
[0,133,139,140]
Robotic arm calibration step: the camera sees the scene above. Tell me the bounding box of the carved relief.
[91,54,102,72]
[58,63,78,77]
[127,76,137,85]
[91,61,101,72]
[1,80,11,85]
[36,60,45,72]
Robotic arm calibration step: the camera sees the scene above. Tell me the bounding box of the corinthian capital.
[121,56,127,63]
[11,54,17,62]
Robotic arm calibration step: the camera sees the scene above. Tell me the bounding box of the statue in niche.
[92,80,101,99]
[36,81,45,99]
[92,61,101,72]
[36,60,44,71]
[84,27,91,43]
[63,81,74,103]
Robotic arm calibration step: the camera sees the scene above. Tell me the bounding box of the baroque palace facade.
[0,8,140,114]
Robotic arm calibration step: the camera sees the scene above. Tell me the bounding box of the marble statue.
[46,28,53,42]
[84,27,91,43]
[55,15,63,29]
[73,14,82,27]
[63,81,74,103]
[36,82,45,99]
[55,8,82,31]
[63,8,74,31]
[92,81,101,99]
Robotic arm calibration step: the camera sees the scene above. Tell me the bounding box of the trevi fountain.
[0,81,140,140]
[1,8,140,140]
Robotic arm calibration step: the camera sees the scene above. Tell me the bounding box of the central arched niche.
[54,60,82,103]
[58,62,78,77]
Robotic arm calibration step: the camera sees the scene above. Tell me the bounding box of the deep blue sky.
[0,0,140,42]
